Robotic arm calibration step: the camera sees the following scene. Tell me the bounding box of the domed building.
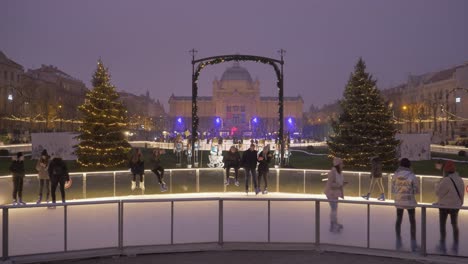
[168,62,303,138]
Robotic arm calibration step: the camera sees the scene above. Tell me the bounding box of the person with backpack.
[48,153,70,206]
[434,160,465,255]
[9,152,26,205]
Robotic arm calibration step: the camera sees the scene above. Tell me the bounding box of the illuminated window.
[456,97,461,103]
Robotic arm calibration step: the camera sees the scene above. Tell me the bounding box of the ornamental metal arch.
[190,52,285,167]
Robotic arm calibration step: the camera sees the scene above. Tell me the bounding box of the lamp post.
[58,104,63,131]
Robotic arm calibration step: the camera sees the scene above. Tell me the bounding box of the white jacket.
[391,167,419,209]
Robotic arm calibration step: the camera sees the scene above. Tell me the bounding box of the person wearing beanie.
[35,149,51,204]
[391,157,419,252]
[324,156,347,233]
[435,160,465,255]
[9,152,26,205]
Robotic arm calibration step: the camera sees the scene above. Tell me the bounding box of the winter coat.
[9,160,25,178]
[241,149,258,169]
[257,151,273,173]
[223,151,241,168]
[129,158,145,175]
[48,158,70,181]
[324,167,344,200]
[151,154,162,170]
[435,172,465,208]
[371,159,382,178]
[36,155,50,180]
[391,166,419,209]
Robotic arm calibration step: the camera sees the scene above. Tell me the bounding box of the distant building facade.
[0,51,24,120]
[168,62,303,138]
[120,91,167,140]
[0,51,167,143]
[382,62,468,143]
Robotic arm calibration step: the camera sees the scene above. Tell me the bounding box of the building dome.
[220,62,252,82]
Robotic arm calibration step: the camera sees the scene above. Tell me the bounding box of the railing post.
[218,199,223,246]
[64,204,68,252]
[268,200,271,242]
[2,208,8,261]
[171,201,174,244]
[315,201,320,247]
[276,169,279,193]
[196,169,200,193]
[118,201,123,250]
[358,172,361,197]
[169,170,173,193]
[83,173,87,199]
[367,204,370,249]
[421,207,427,256]
[419,177,423,203]
[303,170,306,194]
[113,172,116,197]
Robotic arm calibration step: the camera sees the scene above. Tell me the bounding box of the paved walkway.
[47,250,463,264]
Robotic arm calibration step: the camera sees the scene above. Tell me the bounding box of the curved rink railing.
[1,168,467,204]
[0,168,467,263]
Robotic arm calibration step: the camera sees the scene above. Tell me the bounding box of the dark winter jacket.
[129,158,145,175]
[48,158,70,181]
[257,151,273,173]
[241,149,258,169]
[151,153,162,170]
[9,160,25,178]
[223,151,241,168]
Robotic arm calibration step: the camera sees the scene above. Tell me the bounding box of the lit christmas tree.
[76,60,131,168]
[327,58,399,168]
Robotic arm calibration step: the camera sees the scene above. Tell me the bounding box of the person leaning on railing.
[324,157,347,233]
[434,160,465,255]
[391,158,419,252]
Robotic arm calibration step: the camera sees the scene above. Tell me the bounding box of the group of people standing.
[325,156,465,255]
[223,143,273,195]
[9,150,70,207]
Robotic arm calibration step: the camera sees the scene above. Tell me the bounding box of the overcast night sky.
[1,0,468,111]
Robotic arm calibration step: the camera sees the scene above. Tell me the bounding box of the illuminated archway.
[190,52,285,166]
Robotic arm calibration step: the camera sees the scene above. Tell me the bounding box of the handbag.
[448,177,462,204]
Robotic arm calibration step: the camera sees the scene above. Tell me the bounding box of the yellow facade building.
[168,62,303,138]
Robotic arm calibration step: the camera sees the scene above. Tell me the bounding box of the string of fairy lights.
[76,60,131,168]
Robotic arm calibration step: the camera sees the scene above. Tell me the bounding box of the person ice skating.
[324,157,347,233]
[241,143,259,194]
[434,160,465,255]
[129,148,145,190]
[362,156,385,201]
[392,158,419,252]
[151,148,167,192]
[257,144,273,194]
[223,145,241,186]
[9,152,26,205]
[35,149,51,204]
[48,153,70,207]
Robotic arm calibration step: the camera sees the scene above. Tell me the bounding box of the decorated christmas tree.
[327,58,399,168]
[76,60,131,168]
